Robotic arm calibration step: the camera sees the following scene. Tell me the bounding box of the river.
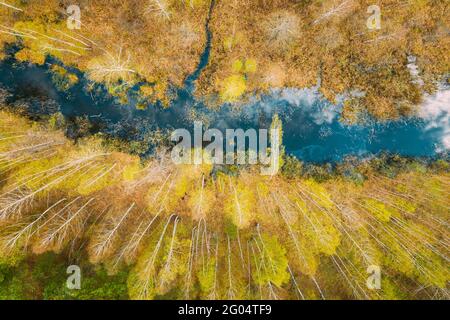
[0,44,448,163]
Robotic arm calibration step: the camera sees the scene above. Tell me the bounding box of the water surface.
[0,52,448,163]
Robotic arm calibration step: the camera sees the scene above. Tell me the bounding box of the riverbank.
[0,51,448,165]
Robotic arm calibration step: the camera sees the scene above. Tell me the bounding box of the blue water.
[0,44,448,163]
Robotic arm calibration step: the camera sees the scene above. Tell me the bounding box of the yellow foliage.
[122,161,142,181]
[219,75,246,102]
[231,59,243,73]
[224,180,256,229]
[364,199,395,222]
[15,48,46,65]
[244,58,257,73]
